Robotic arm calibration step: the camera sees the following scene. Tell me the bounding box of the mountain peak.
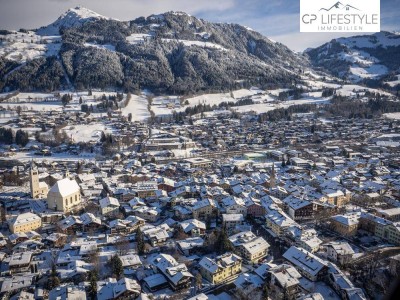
[37,6,109,36]
[62,6,107,20]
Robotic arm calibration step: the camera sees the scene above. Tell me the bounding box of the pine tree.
[61,94,71,106]
[15,129,29,147]
[110,254,123,280]
[262,282,269,300]
[47,263,60,290]
[216,229,234,254]
[88,269,98,300]
[0,128,13,144]
[136,227,145,255]
[100,131,106,143]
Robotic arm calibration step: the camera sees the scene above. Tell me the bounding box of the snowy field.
[126,33,153,44]
[233,98,330,114]
[385,75,400,87]
[0,31,61,63]
[384,113,400,120]
[84,42,116,52]
[336,85,393,97]
[348,64,389,81]
[2,151,96,163]
[0,101,64,112]
[184,92,235,107]
[232,87,263,98]
[162,38,228,51]
[63,123,113,143]
[120,95,150,121]
[303,80,342,90]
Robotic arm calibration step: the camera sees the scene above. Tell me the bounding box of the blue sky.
[0,0,399,51]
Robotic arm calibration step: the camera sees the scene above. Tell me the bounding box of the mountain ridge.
[0,7,309,94]
[0,6,398,93]
[305,31,400,87]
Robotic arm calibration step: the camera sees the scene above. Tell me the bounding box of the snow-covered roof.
[100,196,120,208]
[283,246,328,277]
[49,177,80,197]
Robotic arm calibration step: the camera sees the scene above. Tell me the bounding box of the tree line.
[0,128,29,146]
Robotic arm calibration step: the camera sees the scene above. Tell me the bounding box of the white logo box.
[300,0,380,32]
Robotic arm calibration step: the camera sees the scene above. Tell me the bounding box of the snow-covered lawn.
[151,105,175,117]
[183,92,235,107]
[2,151,96,163]
[336,85,392,97]
[233,103,278,114]
[232,87,263,99]
[384,113,400,120]
[233,98,329,114]
[7,92,56,101]
[63,123,113,143]
[120,95,150,121]
[0,102,64,112]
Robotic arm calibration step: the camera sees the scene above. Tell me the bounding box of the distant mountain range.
[306,31,400,87]
[0,6,398,93]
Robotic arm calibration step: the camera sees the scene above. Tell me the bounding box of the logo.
[300,0,380,32]
[319,2,360,12]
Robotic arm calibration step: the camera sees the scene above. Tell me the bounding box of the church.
[47,171,81,213]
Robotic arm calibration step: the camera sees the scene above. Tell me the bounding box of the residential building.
[222,214,244,232]
[330,214,359,237]
[283,246,329,281]
[99,196,120,216]
[376,208,400,222]
[229,231,270,263]
[199,253,242,284]
[150,254,193,290]
[8,212,42,234]
[323,242,355,266]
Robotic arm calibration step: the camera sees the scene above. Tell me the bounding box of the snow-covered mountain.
[306,31,400,85]
[37,6,111,35]
[0,7,309,93]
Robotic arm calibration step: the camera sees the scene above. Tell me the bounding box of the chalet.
[150,254,193,290]
[229,231,270,263]
[283,246,329,282]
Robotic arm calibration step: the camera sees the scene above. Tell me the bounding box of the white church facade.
[47,172,81,213]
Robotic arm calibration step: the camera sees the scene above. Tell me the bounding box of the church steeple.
[270,163,276,188]
[65,166,70,178]
[29,160,39,198]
